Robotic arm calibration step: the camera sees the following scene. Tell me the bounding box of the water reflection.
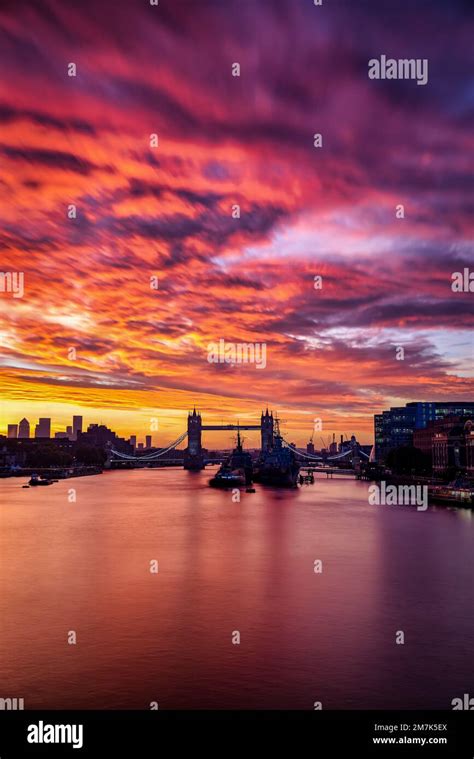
[0,470,472,709]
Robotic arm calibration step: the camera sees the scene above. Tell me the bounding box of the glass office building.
[374,402,474,461]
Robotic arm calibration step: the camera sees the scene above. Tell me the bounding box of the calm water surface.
[1,469,473,709]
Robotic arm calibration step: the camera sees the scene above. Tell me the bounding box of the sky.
[0,0,473,447]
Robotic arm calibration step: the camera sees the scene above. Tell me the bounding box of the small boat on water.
[209,470,246,488]
[28,474,55,487]
[209,431,253,489]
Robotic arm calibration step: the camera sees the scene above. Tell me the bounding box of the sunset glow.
[0,0,472,446]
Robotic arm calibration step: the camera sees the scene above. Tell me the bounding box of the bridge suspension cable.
[324,447,370,461]
[281,439,323,461]
[325,448,352,461]
[110,431,188,461]
[282,438,369,462]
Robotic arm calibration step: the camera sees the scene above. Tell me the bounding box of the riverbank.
[0,466,103,479]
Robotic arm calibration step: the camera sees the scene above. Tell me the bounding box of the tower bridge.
[185,408,273,470]
[108,409,369,471]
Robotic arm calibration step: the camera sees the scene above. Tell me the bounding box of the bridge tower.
[184,408,204,470]
[350,435,361,471]
[261,409,274,452]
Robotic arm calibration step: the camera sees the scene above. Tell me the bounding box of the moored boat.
[429,479,473,506]
[28,474,55,486]
[209,431,253,489]
[209,470,247,488]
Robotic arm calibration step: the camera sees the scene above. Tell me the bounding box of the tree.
[74,444,106,466]
[26,445,73,468]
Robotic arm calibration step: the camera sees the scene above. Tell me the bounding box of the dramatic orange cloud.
[0,0,472,446]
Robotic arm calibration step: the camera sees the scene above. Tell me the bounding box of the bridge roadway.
[200,424,261,431]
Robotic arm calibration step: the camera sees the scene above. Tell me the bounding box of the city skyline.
[0,408,353,448]
[3,400,474,454]
[2,411,158,449]
[1,1,474,731]
[0,0,472,448]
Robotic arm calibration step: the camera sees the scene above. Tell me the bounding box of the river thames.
[0,469,473,710]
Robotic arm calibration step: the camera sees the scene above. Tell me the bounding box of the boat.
[28,474,55,487]
[209,431,253,488]
[253,418,300,488]
[209,470,246,488]
[429,478,474,507]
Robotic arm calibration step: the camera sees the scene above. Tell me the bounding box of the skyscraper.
[145,435,152,449]
[18,418,30,438]
[35,418,51,438]
[7,424,18,439]
[130,435,137,449]
[72,416,83,441]
[374,402,474,461]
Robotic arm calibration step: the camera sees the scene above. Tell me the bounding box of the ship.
[428,478,474,507]
[253,418,300,488]
[209,431,253,489]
